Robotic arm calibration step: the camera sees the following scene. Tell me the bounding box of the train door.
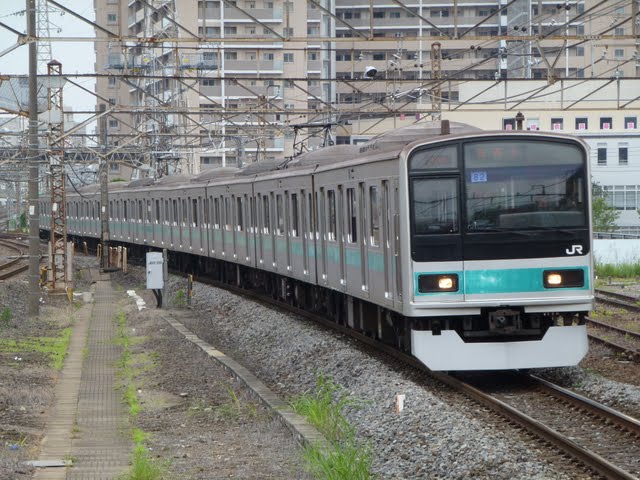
[338,185,346,290]
[382,180,393,304]
[393,179,402,308]
[300,190,308,276]
[318,188,327,284]
[285,191,292,272]
[359,182,370,295]
[271,193,277,269]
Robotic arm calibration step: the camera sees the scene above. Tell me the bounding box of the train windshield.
[464,140,587,232]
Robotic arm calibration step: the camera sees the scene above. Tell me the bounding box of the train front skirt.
[411,325,588,371]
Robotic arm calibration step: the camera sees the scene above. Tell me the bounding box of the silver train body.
[41,122,594,371]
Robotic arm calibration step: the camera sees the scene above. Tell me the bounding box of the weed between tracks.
[291,373,372,480]
[115,310,168,480]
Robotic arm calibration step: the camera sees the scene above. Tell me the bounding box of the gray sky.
[0,1,96,115]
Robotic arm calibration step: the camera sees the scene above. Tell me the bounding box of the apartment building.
[94,0,333,174]
[333,0,638,114]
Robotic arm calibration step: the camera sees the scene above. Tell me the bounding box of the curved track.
[0,237,29,280]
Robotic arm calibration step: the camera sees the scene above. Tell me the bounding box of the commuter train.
[40,121,593,371]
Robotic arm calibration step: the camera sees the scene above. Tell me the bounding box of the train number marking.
[565,245,583,255]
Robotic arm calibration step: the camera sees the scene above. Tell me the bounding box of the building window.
[597,145,607,166]
[503,118,515,130]
[107,76,117,87]
[614,49,624,59]
[107,13,117,23]
[619,145,628,166]
[551,118,563,130]
[575,117,588,130]
[372,52,385,61]
[600,117,612,130]
[624,116,637,129]
[108,119,119,128]
[575,46,584,57]
[283,53,294,62]
[615,27,625,36]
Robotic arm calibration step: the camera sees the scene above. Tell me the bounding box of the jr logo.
[566,244,583,255]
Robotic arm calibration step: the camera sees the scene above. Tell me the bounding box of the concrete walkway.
[33,272,131,480]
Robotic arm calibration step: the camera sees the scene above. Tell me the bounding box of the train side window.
[182,199,187,226]
[172,200,178,226]
[236,196,243,231]
[249,195,255,232]
[276,194,284,235]
[123,201,128,221]
[213,198,220,229]
[192,198,198,227]
[146,200,151,223]
[291,193,299,237]
[155,200,160,224]
[109,201,114,220]
[164,200,169,225]
[346,187,357,243]
[139,200,144,223]
[203,197,210,227]
[262,195,270,234]
[327,189,337,241]
[370,185,380,246]
[224,197,232,231]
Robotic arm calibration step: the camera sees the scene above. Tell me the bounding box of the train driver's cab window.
[411,178,459,234]
[327,189,337,241]
[464,140,586,231]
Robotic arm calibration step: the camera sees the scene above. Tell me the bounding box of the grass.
[594,261,640,279]
[0,328,73,370]
[290,373,372,480]
[114,312,168,480]
[0,307,12,327]
[119,429,168,480]
[171,289,187,308]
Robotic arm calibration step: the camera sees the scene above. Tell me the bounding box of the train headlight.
[543,270,584,288]
[418,274,459,293]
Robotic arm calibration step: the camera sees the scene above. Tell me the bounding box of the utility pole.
[27,0,40,316]
[430,42,442,120]
[99,103,110,270]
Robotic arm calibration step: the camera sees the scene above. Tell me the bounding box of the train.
[40,121,593,371]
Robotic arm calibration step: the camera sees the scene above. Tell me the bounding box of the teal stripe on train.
[414,267,590,296]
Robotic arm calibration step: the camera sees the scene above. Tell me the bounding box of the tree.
[592,182,619,232]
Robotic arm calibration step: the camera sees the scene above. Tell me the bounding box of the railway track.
[0,238,29,280]
[192,274,640,480]
[592,289,640,362]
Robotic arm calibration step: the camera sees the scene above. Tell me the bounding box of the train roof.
[192,167,241,183]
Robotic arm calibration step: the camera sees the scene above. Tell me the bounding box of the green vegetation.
[216,384,258,419]
[171,289,187,308]
[592,182,620,233]
[115,314,168,480]
[291,373,372,480]
[595,261,640,279]
[0,307,12,327]
[119,429,168,480]
[0,327,72,370]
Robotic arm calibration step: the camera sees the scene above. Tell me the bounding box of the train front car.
[404,132,593,371]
